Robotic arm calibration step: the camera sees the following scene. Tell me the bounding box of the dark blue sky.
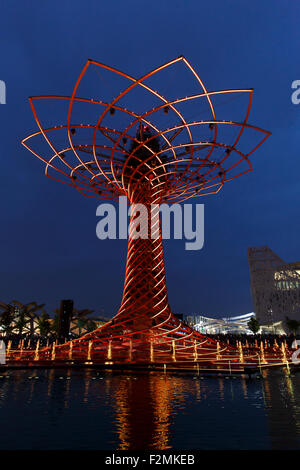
[0,0,299,318]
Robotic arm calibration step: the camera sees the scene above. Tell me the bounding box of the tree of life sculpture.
[19,56,276,367]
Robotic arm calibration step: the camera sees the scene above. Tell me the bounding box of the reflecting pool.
[0,369,299,449]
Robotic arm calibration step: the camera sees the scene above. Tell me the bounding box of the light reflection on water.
[0,369,299,449]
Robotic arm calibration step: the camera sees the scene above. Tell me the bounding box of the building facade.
[248,246,300,329]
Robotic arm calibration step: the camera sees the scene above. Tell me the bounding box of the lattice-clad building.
[248,246,300,326]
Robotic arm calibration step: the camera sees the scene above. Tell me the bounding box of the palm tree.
[0,302,16,335]
[15,309,28,336]
[19,301,45,336]
[285,316,300,336]
[0,301,45,336]
[248,316,260,334]
[37,310,51,337]
[85,318,98,333]
[71,308,95,336]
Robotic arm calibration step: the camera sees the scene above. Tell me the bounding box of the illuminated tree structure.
[17,56,279,368]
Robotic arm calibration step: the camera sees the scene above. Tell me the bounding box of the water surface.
[0,369,299,450]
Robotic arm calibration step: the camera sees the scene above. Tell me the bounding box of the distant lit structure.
[188,312,255,334]
[69,316,107,336]
[248,246,300,330]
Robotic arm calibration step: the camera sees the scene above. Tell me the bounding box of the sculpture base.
[6,312,290,369]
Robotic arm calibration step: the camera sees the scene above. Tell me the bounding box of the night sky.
[0,0,299,318]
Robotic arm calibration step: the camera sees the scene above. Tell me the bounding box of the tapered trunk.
[116,183,171,335]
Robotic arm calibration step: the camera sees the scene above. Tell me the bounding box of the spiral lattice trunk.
[116,186,170,336]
